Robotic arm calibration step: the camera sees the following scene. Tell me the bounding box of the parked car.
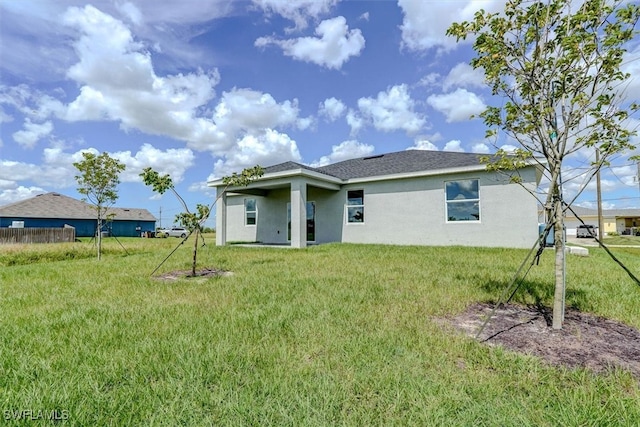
[157,227,190,238]
[576,224,597,238]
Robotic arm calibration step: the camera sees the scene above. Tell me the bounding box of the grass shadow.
[478,277,593,314]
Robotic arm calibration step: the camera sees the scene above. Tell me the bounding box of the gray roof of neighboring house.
[264,150,488,181]
[0,192,157,221]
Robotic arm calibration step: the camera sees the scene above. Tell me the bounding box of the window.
[244,198,257,225]
[346,190,364,223]
[445,180,480,222]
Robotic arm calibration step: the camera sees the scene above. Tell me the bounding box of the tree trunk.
[191,228,199,277]
[552,196,565,329]
[97,216,102,261]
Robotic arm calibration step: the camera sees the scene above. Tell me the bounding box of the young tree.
[73,151,126,260]
[140,165,264,276]
[447,0,639,329]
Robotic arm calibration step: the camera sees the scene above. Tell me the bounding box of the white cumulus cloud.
[427,88,486,123]
[346,110,365,136]
[443,62,487,91]
[59,5,223,151]
[210,129,302,178]
[0,106,13,123]
[408,139,439,151]
[0,144,196,198]
[116,1,143,26]
[209,88,301,153]
[255,16,365,70]
[499,144,518,153]
[319,97,346,121]
[110,143,196,183]
[252,0,339,31]
[357,84,425,135]
[309,139,374,167]
[0,186,46,205]
[444,140,464,152]
[12,119,53,148]
[471,143,490,154]
[398,0,505,52]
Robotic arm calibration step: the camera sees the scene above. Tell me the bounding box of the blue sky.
[1,0,639,228]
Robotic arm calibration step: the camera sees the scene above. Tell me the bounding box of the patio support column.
[290,178,307,248]
[216,189,227,246]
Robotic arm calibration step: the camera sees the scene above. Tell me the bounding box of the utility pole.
[159,206,162,229]
[595,149,604,241]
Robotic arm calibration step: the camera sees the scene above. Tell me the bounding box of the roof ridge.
[257,150,534,183]
[263,160,340,178]
[0,191,48,209]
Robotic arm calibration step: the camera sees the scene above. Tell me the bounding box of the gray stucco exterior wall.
[218,167,539,249]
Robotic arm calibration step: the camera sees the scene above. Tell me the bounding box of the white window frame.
[346,189,365,224]
[445,179,480,223]
[244,198,257,226]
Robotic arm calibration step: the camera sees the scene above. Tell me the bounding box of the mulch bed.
[448,302,640,378]
[153,268,232,282]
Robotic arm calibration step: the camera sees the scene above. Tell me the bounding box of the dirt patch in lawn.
[447,303,640,378]
[154,268,233,282]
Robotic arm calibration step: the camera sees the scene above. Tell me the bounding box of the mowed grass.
[603,235,640,246]
[1,236,639,426]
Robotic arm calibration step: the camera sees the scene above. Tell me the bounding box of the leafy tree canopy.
[73,151,126,260]
[74,151,126,209]
[447,0,639,201]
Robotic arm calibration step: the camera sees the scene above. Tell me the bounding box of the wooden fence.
[0,227,76,244]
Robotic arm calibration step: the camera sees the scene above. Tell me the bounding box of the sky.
[1,0,639,228]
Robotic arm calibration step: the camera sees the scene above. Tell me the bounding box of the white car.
[158,227,190,238]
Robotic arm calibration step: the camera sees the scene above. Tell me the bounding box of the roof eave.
[208,167,343,190]
[344,163,499,184]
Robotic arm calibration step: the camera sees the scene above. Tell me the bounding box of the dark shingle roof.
[263,161,321,174]
[316,150,484,180]
[263,150,485,181]
[0,192,156,221]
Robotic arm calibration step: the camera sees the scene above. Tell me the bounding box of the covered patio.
[212,167,341,248]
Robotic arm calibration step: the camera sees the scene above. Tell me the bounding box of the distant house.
[0,192,156,237]
[208,150,543,249]
[564,206,640,236]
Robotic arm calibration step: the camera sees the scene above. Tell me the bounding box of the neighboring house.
[564,206,640,236]
[0,192,156,237]
[209,150,543,249]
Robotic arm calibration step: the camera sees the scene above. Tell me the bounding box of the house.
[0,192,156,237]
[564,206,640,236]
[208,150,543,249]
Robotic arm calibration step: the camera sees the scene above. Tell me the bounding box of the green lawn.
[1,237,639,426]
[603,235,640,246]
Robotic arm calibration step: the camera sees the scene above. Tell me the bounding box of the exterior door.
[287,201,315,242]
